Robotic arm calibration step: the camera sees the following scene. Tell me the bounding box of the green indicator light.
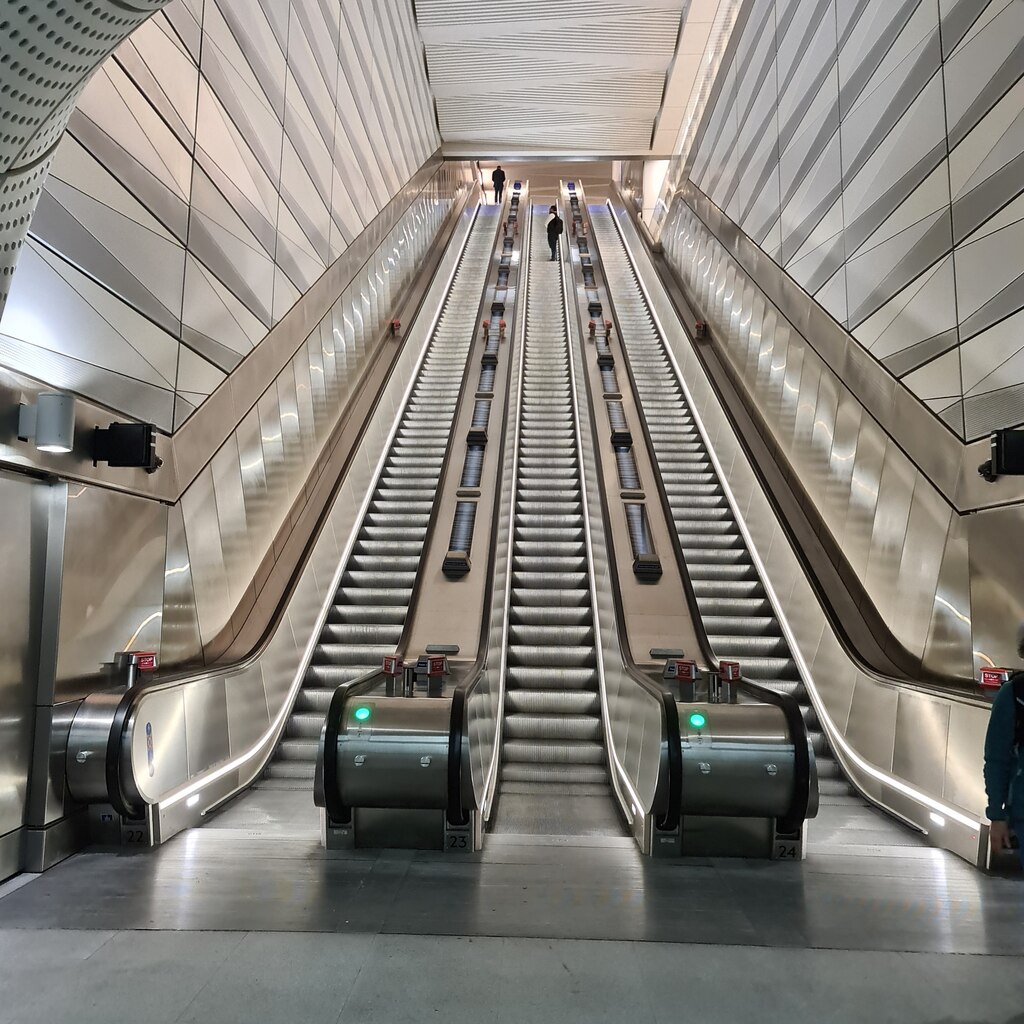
[353,705,371,722]
[688,712,707,729]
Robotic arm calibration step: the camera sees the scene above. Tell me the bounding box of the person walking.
[546,205,563,261]
[492,165,506,204]
[984,624,1024,869]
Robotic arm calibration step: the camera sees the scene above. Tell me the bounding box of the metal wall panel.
[1,0,439,430]
[180,464,232,647]
[967,505,1024,673]
[210,440,250,603]
[668,0,1024,445]
[921,512,974,681]
[235,407,272,562]
[892,691,951,795]
[159,502,202,668]
[0,471,45,842]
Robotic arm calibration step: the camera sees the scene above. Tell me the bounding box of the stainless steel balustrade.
[63,202,490,847]
[603,200,994,867]
[590,205,842,808]
[267,211,500,783]
[561,200,679,853]
[458,203,680,852]
[316,184,530,851]
[167,166,468,666]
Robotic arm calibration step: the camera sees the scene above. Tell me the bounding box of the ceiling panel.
[414,0,690,154]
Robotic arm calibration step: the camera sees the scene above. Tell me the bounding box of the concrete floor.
[2,783,1022,1023]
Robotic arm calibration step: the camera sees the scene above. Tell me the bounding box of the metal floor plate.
[489,784,627,838]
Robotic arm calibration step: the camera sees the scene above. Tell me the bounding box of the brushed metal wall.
[55,484,167,700]
[0,470,46,863]
[614,204,991,863]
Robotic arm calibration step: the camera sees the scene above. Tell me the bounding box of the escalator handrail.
[448,189,533,828]
[318,668,385,824]
[103,191,482,819]
[319,198,515,828]
[560,184,682,834]
[106,687,143,820]
[587,197,812,835]
[613,190,982,702]
[447,684,470,826]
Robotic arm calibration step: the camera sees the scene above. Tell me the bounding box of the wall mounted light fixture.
[17,392,76,453]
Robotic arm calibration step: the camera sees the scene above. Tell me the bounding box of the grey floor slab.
[0,930,245,1024]
[176,933,376,1024]
[2,931,1023,1024]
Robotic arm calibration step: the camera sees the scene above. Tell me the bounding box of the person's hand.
[990,819,1012,853]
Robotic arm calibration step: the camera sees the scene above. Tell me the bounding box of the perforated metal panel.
[0,0,172,172]
[0,156,51,308]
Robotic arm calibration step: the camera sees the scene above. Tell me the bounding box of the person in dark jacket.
[984,623,1024,868]
[491,165,506,203]
[546,205,563,261]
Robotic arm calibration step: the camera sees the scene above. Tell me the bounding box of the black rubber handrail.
[106,688,143,820]
[656,692,683,832]
[446,191,530,829]
[446,684,470,826]
[585,195,812,837]
[562,184,682,834]
[613,191,981,702]
[317,668,383,824]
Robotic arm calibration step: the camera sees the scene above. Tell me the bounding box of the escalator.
[265,207,499,783]
[587,206,852,807]
[490,204,624,838]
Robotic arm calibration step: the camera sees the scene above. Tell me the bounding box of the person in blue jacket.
[984,625,1024,867]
